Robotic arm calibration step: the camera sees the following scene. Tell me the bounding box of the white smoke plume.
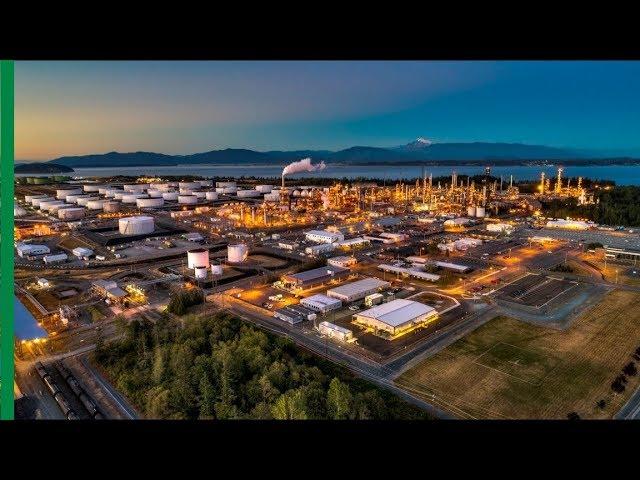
[282,157,326,177]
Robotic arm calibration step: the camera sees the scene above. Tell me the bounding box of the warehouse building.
[604,247,640,262]
[353,299,437,338]
[305,243,335,256]
[282,265,350,290]
[377,264,441,282]
[434,261,471,273]
[274,304,317,325]
[300,294,342,313]
[326,277,390,303]
[305,229,345,244]
[318,321,354,342]
[335,237,370,249]
[16,243,50,258]
[327,256,357,268]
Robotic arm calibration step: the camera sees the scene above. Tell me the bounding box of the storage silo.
[467,206,477,217]
[32,196,53,207]
[123,184,148,192]
[103,201,121,213]
[58,207,85,220]
[162,192,179,201]
[205,191,218,201]
[56,188,82,200]
[237,190,261,198]
[178,195,198,205]
[227,244,248,263]
[216,181,237,189]
[119,216,155,235]
[179,181,201,191]
[198,180,213,188]
[66,193,90,203]
[40,200,65,211]
[255,184,274,193]
[193,191,207,199]
[147,189,163,198]
[187,248,210,269]
[136,197,164,208]
[98,186,112,195]
[83,184,102,192]
[475,207,486,218]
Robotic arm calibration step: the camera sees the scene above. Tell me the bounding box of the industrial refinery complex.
[14,163,640,420]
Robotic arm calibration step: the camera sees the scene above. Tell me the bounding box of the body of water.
[17,164,640,185]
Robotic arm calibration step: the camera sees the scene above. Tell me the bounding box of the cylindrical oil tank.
[40,200,65,211]
[58,207,85,220]
[123,184,148,192]
[119,216,155,235]
[255,184,274,193]
[105,188,122,198]
[87,199,107,210]
[475,206,486,218]
[83,185,102,192]
[114,192,125,200]
[236,190,261,198]
[66,194,90,203]
[136,197,164,208]
[211,264,223,275]
[14,205,27,217]
[103,201,120,213]
[194,266,208,279]
[222,186,237,194]
[198,180,213,188]
[56,189,82,200]
[178,195,198,205]
[155,183,172,192]
[467,206,477,217]
[162,192,179,201]
[77,196,98,206]
[98,186,112,195]
[264,193,279,202]
[122,193,148,204]
[205,191,218,201]
[25,194,47,203]
[50,203,74,212]
[179,188,196,195]
[187,248,210,269]
[193,191,207,199]
[179,182,200,191]
[216,181,237,189]
[227,244,248,263]
[32,197,53,207]
[147,189,163,198]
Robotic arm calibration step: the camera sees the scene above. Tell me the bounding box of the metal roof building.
[326,277,390,303]
[353,299,437,337]
[283,265,350,289]
[300,294,342,313]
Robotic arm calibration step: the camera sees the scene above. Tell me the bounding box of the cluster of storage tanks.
[186,248,224,280]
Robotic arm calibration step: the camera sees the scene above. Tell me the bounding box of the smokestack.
[282,175,285,188]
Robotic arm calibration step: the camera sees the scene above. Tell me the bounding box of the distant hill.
[41,139,640,168]
[15,162,74,174]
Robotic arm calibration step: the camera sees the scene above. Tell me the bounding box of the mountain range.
[15,139,640,171]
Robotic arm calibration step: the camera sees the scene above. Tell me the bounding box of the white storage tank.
[475,206,486,218]
[14,205,27,217]
[216,181,237,189]
[237,189,261,198]
[187,248,210,269]
[162,192,179,201]
[83,184,102,192]
[211,264,223,275]
[77,196,98,206]
[122,193,148,204]
[198,180,213,187]
[123,184,148,192]
[222,186,237,194]
[178,195,198,205]
[40,200,65,211]
[114,192,126,200]
[147,189,163,198]
[255,184,274,193]
[119,216,155,235]
[31,196,52,207]
[56,188,82,200]
[25,194,48,203]
[205,191,218,201]
[227,244,248,263]
[65,193,89,203]
[467,206,477,217]
[155,183,172,192]
[50,203,74,212]
[179,181,201,191]
[58,207,85,220]
[194,266,208,280]
[105,188,122,198]
[193,191,207,199]
[136,197,164,208]
[102,201,120,213]
[179,188,196,195]
[87,199,107,210]
[98,186,111,195]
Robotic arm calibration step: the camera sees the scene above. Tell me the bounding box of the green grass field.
[396,290,640,419]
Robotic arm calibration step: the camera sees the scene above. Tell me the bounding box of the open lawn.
[396,289,640,419]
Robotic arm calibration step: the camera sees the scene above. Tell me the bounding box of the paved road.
[616,386,640,419]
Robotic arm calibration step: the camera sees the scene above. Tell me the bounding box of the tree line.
[93,313,431,420]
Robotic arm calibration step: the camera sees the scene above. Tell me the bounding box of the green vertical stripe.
[0,60,15,420]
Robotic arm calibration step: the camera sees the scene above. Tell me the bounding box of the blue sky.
[15,61,640,160]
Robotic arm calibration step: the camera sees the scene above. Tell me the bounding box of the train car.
[78,392,99,417]
[43,375,61,397]
[53,391,74,417]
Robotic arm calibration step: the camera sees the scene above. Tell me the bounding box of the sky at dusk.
[15,61,640,161]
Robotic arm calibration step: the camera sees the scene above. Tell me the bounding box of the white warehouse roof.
[301,294,342,309]
[327,277,390,298]
[356,299,436,328]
